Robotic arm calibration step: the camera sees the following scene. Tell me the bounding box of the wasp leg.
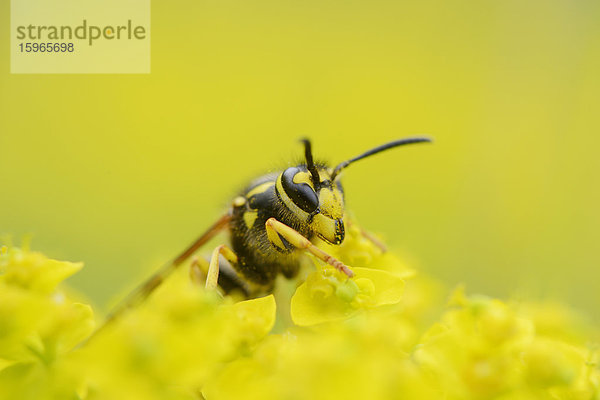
[265,218,354,278]
[345,219,387,252]
[190,253,251,297]
[205,245,239,291]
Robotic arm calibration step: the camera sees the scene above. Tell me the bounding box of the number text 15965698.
[19,42,74,52]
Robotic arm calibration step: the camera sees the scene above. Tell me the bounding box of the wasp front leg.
[265,218,354,278]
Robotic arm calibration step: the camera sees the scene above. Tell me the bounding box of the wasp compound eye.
[281,167,319,213]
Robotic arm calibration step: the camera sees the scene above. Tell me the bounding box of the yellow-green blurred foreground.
[1,230,599,399]
[1,0,599,322]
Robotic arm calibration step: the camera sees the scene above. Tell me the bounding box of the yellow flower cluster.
[0,244,94,399]
[1,227,599,400]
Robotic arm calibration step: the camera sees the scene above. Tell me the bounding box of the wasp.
[100,137,431,331]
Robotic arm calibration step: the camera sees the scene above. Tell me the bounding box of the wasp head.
[275,137,431,246]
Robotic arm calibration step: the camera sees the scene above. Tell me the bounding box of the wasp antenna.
[300,138,321,184]
[330,136,432,180]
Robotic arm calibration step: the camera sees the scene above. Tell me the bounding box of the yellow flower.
[2,241,600,400]
[203,314,435,400]
[0,245,95,400]
[290,266,405,326]
[416,292,534,399]
[290,223,411,326]
[75,262,276,400]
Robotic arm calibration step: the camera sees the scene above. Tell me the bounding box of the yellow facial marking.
[246,182,274,198]
[318,168,333,183]
[232,196,246,207]
[243,210,258,229]
[311,213,343,244]
[292,171,314,189]
[319,187,344,219]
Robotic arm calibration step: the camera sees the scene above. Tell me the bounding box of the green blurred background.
[1,0,599,319]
